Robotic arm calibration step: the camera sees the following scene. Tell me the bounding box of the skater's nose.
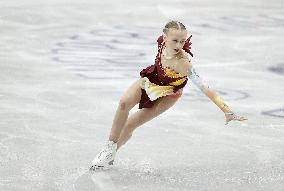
[176,43,182,49]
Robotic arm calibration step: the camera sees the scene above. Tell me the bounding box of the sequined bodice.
[155,39,188,82]
[160,43,188,78]
[140,35,193,87]
[138,35,193,109]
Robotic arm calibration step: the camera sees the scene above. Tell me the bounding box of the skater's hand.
[224,111,248,125]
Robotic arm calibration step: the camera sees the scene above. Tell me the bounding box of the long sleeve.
[188,67,231,113]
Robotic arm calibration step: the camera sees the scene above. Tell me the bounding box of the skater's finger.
[225,118,231,125]
[225,115,248,125]
[236,116,248,121]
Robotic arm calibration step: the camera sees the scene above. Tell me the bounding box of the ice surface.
[0,0,284,190]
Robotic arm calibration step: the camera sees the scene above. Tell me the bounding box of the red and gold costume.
[138,35,193,109]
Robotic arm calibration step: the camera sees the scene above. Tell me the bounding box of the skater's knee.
[118,99,128,110]
[118,98,132,111]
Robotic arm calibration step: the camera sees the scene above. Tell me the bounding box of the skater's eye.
[173,40,185,43]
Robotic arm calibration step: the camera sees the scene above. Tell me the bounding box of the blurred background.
[0,0,283,190]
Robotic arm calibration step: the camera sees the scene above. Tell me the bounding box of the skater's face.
[164,28,187,55]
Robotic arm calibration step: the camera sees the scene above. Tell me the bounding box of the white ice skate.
[89,140,118,171]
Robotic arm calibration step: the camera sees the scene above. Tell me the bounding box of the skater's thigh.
[137,95,181,125]
[119,78,143,109]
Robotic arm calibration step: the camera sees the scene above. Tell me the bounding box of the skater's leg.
[90,78,143,170]
[108,78,142,142]
[116,95,181,149]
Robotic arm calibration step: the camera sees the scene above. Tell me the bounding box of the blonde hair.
[163,20,187,34]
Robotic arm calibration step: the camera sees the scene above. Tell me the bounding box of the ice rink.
[1,0,284,190]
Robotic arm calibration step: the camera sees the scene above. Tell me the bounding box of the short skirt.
[138,77,183,109]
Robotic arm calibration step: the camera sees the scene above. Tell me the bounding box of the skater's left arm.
[187,66,248,125]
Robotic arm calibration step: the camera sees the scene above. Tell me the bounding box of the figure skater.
[89,20,248,171]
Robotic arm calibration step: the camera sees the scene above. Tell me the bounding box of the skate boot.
[89,140,118,171]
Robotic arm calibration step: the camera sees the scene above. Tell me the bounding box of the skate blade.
[89,165,112,171]
[89,160,114,171]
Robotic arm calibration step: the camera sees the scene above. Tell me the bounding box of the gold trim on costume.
[141,77,185,101]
